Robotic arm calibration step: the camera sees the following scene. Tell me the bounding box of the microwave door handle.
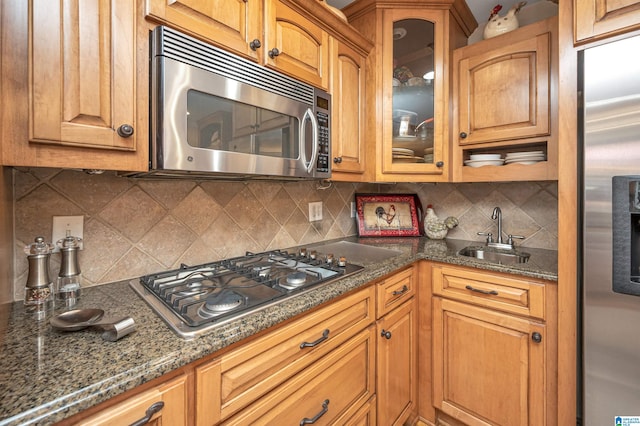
[301,108,319,174]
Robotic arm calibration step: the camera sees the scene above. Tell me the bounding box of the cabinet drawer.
[223,325,375,425]
[432,265,546,320]
[75,374,189,426]
[196,286,375,423]
[376,266,415,318]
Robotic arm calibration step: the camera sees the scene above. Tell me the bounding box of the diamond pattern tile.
[8,168,559,300]
[99,187,166,242]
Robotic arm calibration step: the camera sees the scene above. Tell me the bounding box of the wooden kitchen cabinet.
[72,373,190,426]
[377,299,417,426]
[451,17,558,182]
[0,0,149,171]
[264,0,330,90]
[224,326,375,425]
[330,39,368,178]
[574,0,640,44]
[145,0,263,62]
[343,0,476,183]
[375,266,417,425]
[195,286,376,425]
[431,263,557,426]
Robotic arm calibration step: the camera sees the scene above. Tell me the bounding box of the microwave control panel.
[316,111,330,173]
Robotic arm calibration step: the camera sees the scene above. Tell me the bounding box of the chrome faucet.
[477,206,525,250]
[491,207,504,244]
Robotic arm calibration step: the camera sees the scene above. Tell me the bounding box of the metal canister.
[24,237,55,320]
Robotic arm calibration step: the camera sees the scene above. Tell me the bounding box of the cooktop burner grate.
[130,248,364,338]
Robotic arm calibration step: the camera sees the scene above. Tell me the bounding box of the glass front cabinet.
[344,0,476,182]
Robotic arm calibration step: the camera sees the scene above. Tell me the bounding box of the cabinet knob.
[459,132,468,139]
[268,48,280,59]
[381,329,392,340]
[531,332,542,343]
[249,39,261,51]
[333,157,342,164]
[436,161,444,167]
[129,401,164,426]
[117,124,134,138]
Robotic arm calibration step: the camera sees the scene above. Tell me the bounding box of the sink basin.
[458,246,530,265]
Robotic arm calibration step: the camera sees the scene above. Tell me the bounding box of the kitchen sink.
[458,246,530,265]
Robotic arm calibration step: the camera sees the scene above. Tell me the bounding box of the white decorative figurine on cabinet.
[424,205,458,240]
[483,2,527,39]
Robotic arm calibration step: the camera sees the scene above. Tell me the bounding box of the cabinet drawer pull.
[300,399,329,425]
[381,329,392,339]
[465,285,498,295]
[129,401,164,426]
[531,332,542,343]
[300,329,330,349]
[392,285,408,296]
[460,131,468,139]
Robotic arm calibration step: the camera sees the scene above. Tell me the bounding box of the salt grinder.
[56,233,82,307]
[24,236,55,320]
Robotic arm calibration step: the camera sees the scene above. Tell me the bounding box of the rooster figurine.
[483,1,527,39]
[424,205,458,240]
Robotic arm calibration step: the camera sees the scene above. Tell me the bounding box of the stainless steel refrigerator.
[582,34,640,425]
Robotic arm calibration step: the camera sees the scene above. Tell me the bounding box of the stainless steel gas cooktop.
[130,248,364,339]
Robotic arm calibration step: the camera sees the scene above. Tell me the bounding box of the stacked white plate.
[505,151,545,165]
[464,153,504,167]
[464,159,505,167]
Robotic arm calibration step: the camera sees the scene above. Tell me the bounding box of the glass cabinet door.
[391,18,435,166]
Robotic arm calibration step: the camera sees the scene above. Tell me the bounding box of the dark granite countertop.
[0,237,556,425]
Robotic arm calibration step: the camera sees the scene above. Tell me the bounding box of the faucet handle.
[477,232,493,244]
[507,234,525,245]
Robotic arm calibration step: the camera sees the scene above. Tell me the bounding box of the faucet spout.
[491,207,503,244]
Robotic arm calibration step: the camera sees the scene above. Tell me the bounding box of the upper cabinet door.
[146,0,263,61]
[384,14,443,177]
[456,32,550,146]
[574,0,640,44]
[264,0,330,90]
[31,0,137,151]
[331,40,366,176]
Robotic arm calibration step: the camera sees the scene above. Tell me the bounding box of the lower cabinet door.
[433,297,546,426]
[377,298,417,426]
[223,326,375,425]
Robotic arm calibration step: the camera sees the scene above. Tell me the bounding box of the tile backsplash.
[10,168,557,301]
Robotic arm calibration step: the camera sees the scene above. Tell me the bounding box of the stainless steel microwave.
[146,26,331,179]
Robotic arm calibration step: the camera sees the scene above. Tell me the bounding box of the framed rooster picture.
[354,194,423,237]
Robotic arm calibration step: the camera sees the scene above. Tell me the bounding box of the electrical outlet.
[52,216,84,252]
[308,201,323,222]
[351,202,356,218]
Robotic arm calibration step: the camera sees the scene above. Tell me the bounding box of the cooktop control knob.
[325,253,334,264]
[338,256,347,267]
[299,248,307,257]
[309,250,317,260]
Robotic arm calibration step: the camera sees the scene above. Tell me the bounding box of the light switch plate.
[52,216,84,252]
[308,202,323,222]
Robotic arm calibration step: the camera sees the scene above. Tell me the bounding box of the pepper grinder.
[24,236,55,320]
[56,233,82,307]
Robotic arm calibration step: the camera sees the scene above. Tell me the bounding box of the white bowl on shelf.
[469,153,501,161]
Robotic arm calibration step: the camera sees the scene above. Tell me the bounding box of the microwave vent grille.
[155,26,315,106]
